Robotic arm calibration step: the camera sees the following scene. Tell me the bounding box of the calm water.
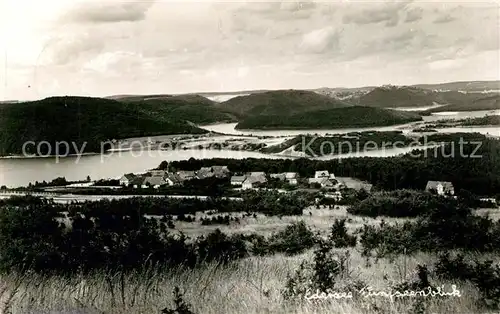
[1,110,498,188]
[0,150,285,188]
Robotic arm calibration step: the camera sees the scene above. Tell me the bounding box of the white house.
[426,181,454,196]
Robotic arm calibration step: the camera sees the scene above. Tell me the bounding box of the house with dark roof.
[426,181,454,196]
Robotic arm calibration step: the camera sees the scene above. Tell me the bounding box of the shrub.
[434,253,500,309]
[283,239,357,300]
[267,221,318,255]
[161,286,195,314]
[329,219,356,248]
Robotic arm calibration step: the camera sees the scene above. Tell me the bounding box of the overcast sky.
[1,0,499,100]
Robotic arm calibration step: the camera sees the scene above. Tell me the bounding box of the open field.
[171,206,411,238]
[0,249,494,314]
[1,205,500,314]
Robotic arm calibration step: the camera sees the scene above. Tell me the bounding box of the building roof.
[308,177,333,186]
[284,172,298,179]
[245,175,267,184]
[149,170,166,176]
[426,181,454,191]
[248,172,266,177]
[121,173,136,180]
[270,173,286,180]
[143,176,167,186]
[212,165,229,172]
[166,173,181,184]
[177,171,196,180]
[315,170,330,178]
[231,175,246,183]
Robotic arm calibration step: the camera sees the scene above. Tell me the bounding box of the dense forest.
[262,131,414,156]
[234,106,421,129]
[0,96,206,156]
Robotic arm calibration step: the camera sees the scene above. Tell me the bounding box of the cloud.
[299,27,341,54]
[62,1,155,24]
[404,7,423,23]
[433,14,456,24]
[342,2,410,27]
[41,32,105,65]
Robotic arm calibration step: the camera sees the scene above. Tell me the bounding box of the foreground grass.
[0,249,495,314]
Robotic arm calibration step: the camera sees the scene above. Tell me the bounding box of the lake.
[0,109,498,188]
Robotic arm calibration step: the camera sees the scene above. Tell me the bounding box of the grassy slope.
[0,96,205,156]
[0,207,491,313]
[235,106,422,130]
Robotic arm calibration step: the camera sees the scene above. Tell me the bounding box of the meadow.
[0,204,498,314]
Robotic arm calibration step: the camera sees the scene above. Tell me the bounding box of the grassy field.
[1,207,499,313]
[0,249,491,314]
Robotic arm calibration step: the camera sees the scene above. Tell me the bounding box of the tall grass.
[0,250,491,314]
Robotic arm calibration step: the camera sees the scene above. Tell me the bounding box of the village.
[116,165,462,201]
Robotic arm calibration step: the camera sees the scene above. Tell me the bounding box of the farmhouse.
[242,175,267,190]
[119,173,136,186]
[336,177,373,193]
[177,171,197,181]
[271,172,299,185]
[308,177,334,188]
[196,167,214,179]
[149,170,166,177]
[426,181,455,196]
[212,165,230,178]
[142,176,167,189]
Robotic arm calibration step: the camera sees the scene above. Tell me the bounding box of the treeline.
[348,189,497,218]
[262,131,413,156]
[358,199,500,257]
[159,135,500,196]
[58,191,311,217]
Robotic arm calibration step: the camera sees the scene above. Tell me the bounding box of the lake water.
[1,110,498,188]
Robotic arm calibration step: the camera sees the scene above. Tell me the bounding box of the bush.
[267,221,318,255]
[283,239,358,300]
[348,190,457,218]
[434,253,500,309]
[329,219,356,248]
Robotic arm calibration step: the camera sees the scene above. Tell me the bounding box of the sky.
[0,0,499,100]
